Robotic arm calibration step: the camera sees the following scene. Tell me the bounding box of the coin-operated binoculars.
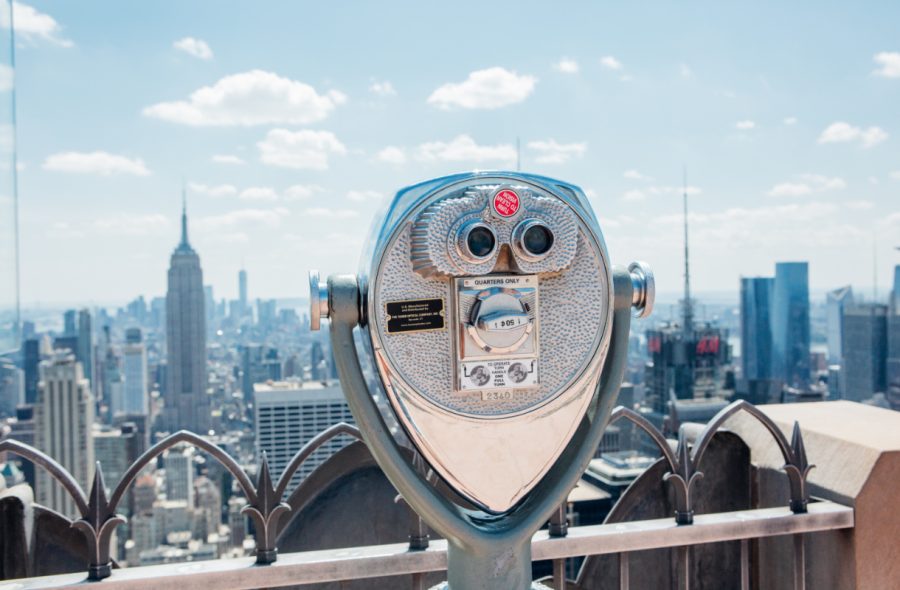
[309,172,653,589]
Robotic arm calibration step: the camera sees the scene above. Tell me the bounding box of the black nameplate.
[386,298,445,334]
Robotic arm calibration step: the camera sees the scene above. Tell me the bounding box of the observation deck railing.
[0,400,855,590]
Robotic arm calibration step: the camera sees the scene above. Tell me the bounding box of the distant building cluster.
[0,198,351,567]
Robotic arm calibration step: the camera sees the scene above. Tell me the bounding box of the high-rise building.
[254,380,355,496]
[842,303,888,401]
[93,424,137,494]
[164,197,209,434]
[63,310,77,336]
[22,337,40,404]
[257,299,277,331]
[34,352,95,517]
[826,286,853,365]
[123,328,148,415]
[164,446,195,506]
[740,277,775,381]
[240,344,281,397]
[772,262,811,387]
[238,269,248,316]
[77,309,94,385]
[192,475,222,540]
[891,264,900,311]
[0,357,22,417]
[887,310,900,410]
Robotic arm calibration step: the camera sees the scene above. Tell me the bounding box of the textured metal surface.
[375,229,607,417]
[6,501,853,589]
[360,173,613,514]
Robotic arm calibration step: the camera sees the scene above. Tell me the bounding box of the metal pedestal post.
[444,538,532,590]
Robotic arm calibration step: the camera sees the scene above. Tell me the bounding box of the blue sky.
[8,0,900,305]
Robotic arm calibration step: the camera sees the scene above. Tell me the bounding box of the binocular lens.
[523,224,554,256]
[466,225,497,259]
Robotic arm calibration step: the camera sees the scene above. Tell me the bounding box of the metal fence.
[0,400,853,590]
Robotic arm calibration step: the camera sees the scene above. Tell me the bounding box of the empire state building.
[164,196,209,433]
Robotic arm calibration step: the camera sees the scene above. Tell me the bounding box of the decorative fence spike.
[242,451,291,564]
[784,421,814,514]
[71,461,126,580]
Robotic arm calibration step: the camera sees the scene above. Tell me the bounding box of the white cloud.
[239,186,278,201]
[346,190,383,203]
[196,207,289,231]
[47,221,84,239]
[784,116,797,125]
[868,176,879,185]
[767,174,846,197]
[624,169,652,181]
[527,139,587,164]
[889,171,900,180]
[818,122,888,148]
[211,154,245,165]
[143,70,346,126]
[427,67,536,110]
[93,214,170,236]
[376,146,406,164]
[173,37,213,60]
[872,52,900,78]
[283,184,324,201]
[3,2,73,47]
[735,120,755,130]
[257,128,347,170]
[415,135,516,164]
[845,200,874,210]
[622,190,645,202]
[679,63,693,78]
[188,182,237,197]
[554,58,579,74]
[369,80,396,96]
[43,151,150,176]
[600,56,623,70]
[304,207,358,219]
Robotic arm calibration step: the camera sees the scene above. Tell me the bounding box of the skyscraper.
[254,380,355,495]
[772,262,810,387]
[164,446,195,506]
[22,336,39,404]
[123,327,148,415]
[0,357,22,417]
[740,277,775,381]
[826,286,853,365]
[35,352,95,517]
[164,197,209,434]
[238,268,248,317]
[842,304,888,401]
[892,264,900,311]
[77,309,94,385]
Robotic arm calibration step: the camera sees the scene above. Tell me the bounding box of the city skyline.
[5,1,900,305]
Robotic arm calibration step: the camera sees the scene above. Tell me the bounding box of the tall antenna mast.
[682,166,693,336]
[9,0,21,346]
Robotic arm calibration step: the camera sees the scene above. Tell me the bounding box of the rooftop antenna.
[516,137,521,171]
[682,166,693,336]
[180,178,189,246]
